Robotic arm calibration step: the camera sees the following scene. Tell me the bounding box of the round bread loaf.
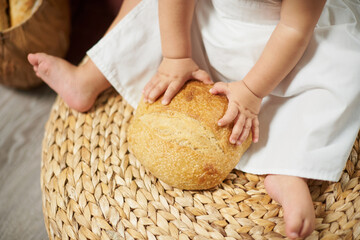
[127,81,252,190]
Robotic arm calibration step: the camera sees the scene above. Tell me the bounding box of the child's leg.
[264,175,315,239]
[28,0,142,112]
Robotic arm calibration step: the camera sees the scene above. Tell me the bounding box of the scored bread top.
[138,112,225,155]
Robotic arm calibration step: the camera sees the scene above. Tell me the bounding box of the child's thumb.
[209,82,229,95]
[192,69,213,84]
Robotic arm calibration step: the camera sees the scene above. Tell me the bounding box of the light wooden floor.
[0,84,56,240]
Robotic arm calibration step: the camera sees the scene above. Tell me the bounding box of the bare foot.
[28,53,110,112]
[264,175,315,239]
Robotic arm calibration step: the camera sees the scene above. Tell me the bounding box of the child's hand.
[210,81,262,144]
[143,57,212,105]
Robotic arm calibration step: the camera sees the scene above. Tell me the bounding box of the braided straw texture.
[41,88,360,240]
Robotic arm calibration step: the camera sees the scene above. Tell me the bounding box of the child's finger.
[218,102,238,126]
[252,118,260,143]
[237,118,252,145]
[192,69,213,84]
[143,75,158,101]
[229,114,246,144]
[148,80,169,103]
[209,82,229,95]
[162,80,185,105]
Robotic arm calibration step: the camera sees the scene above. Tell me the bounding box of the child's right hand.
[143,57,213,105]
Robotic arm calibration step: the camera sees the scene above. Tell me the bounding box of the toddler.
[28,0,360,239]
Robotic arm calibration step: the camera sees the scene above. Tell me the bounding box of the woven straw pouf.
[41,88,360,240]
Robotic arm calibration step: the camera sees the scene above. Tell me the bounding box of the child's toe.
[285,219,302,239]
[299,218,315,238]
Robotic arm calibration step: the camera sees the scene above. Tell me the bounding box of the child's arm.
[158,0,194,59]
[211,0,326,144]
[143,0,212,105]
[242,0,327,98]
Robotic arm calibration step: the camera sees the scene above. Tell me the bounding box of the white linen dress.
[87,0,360,181]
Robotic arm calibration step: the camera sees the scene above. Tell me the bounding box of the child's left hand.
[143,57,212,105]
[210,81,262,144]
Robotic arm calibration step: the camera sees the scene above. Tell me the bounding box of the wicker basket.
[41,89,360,240]
[0,0,70,89]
